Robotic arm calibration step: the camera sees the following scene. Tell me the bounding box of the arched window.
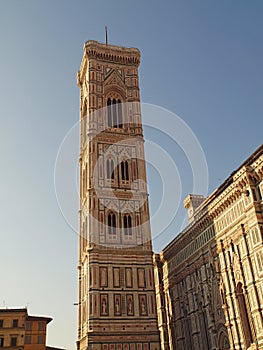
[121,161,129,181]
[107,212,116,236]
[106,159,114,180]
[107,98,123,128]
[218,330,230,350]
[123,214,132,236]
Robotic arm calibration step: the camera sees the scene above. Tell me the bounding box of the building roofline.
[207,143,263,200]
[0,308,27,313]
[26,315,53,324]
[162,144,263,253]
[0,308,53,324]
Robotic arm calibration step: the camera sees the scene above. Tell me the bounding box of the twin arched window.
[107,213,133,237]
[121,161,129,181]
[106,159,129,182]
[107,98,123,128]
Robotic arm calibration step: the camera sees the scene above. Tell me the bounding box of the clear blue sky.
[1,1,262,349]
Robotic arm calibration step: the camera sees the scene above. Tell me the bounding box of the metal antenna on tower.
[105,26,108,44]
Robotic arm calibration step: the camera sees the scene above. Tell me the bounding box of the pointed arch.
[107,97,123,128]
[218,329,230,350]
[106,87,124,129]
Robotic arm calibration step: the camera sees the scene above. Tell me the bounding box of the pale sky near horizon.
[1,1,263,349]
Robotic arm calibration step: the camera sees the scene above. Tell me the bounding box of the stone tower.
[76,41,160,350]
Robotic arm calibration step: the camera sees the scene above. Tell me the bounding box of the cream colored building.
[0,308,65,349]
[154,145,263,350]
[0,308,26,349]
[76,41,160,350]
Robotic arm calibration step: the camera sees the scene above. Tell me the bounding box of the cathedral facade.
[154,145,263,350]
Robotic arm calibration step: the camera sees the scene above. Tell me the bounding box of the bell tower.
[77,40,160,350]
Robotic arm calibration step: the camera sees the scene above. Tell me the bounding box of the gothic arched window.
[107,98,123,128]
[107,212,116,236]
[106,159,115,180]
[123,214,132,236]
[121,160,129,181]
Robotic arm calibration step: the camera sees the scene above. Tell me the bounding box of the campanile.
[77,40,160,350]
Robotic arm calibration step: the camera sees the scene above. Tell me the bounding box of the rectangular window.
[38,335,44,344]
[38,322,44,331]
[0,338,4,347]
[0,320,3,328]
[12,319,18,327]
[10,338,17,346]
[25,322,32,331]
[25,335,31,344]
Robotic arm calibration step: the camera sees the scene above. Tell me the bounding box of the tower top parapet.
[78,40,140,85]
[84,40,140,60]
[84,40,140,56]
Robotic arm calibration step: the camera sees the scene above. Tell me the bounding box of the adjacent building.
[154,145,263,350]
[0,308,65,350]
[0,308,27,349]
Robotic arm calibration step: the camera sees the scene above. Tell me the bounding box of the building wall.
[0,308,27,348]
[0,309,61,350]
[24,318,48,350]
[155,145,263,350]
